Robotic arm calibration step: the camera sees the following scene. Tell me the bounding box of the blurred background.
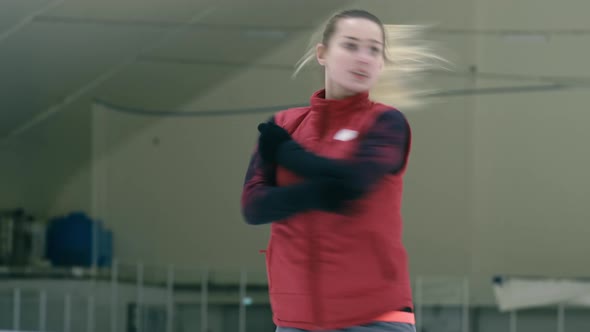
[1,0,589,331]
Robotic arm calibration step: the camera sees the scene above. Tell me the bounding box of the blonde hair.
[293,10,449,109]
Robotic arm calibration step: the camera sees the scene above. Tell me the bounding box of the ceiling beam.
[0,0,65,45]
[136,55,295,70]
[33,14,312,32]
[31,15,590,36]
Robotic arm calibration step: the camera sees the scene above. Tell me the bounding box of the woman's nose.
[356,49,373,63]
[356,53,371,64]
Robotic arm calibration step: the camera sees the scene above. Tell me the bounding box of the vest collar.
[309,89,372,115]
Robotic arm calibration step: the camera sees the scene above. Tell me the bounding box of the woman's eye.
[344,42,358,50]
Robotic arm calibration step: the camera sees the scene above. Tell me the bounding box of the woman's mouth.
[351,70,369,80]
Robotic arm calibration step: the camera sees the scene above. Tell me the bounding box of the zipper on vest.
[309,217,323,326]
[309,142,329,327]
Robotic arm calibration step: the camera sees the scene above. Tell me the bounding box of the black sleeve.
[240,136,342,225]
[275,110,410,192]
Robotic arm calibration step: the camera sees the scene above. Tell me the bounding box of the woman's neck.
[324,79,356,100]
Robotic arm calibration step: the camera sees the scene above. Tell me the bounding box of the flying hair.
[292,9,450,109]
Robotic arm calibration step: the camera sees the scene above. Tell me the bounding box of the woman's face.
[316,17,385,99]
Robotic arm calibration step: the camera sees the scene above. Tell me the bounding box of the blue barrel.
[46,211,113,267]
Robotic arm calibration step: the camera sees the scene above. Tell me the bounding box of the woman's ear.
[316,43,327,66]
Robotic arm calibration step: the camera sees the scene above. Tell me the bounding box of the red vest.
[263,89,413,330]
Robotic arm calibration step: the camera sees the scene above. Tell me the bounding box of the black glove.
[257,121,292,164]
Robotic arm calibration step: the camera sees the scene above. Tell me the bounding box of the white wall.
[0,99,93,219]
[88,0,480,282]
[90,65,322,273]
[8,0,590,310]
[1,0,483,294]
[0,143,26,211]
[470,0,590,304]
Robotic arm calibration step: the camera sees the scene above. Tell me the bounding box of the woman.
[241,9,417,332]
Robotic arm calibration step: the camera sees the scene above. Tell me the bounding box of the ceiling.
[0,0,364,139]
[1,0,589,140]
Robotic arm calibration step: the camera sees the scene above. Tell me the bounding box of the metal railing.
[1,264,586,332]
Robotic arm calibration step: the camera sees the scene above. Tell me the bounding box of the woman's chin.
[344,84,371,94]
